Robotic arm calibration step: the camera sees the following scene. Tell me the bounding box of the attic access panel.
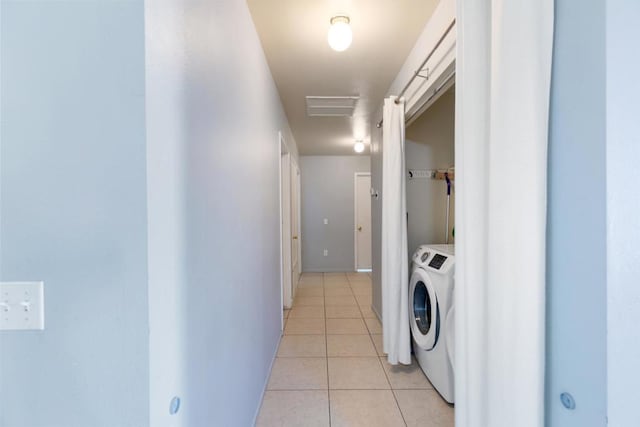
[305,95,359,117]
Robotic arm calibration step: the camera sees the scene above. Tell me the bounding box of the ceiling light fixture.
[354,140,365,153]
[328,16,352,52]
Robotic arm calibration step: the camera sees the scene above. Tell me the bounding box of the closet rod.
[376,18,456,129]
[376,69,455,129]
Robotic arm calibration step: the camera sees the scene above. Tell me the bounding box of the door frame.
[279,132,293,320]
[353,172,372,272]
[290,156,302,296]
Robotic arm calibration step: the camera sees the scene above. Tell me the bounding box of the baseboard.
[251,331,281,426]
[302,268,356,273]
[372,302,383,323]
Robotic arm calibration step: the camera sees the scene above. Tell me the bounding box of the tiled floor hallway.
[256,272,454,426]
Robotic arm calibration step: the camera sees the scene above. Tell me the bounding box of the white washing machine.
[409,244,455,403]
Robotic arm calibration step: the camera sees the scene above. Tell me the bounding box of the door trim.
[280,132,293,315]
[290,156,301,296]
[278,131,284,331]
[354,172,372,272]
[295,164,301,282]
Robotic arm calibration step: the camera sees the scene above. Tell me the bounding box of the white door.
[290,161,301,296]
[280,152,293,309]
[355,173,372,270]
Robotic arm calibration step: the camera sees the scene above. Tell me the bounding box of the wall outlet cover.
[0,281,45,331]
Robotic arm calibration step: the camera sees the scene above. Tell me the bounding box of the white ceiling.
[247,0,439,155]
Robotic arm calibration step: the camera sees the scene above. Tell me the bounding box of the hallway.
[256,272,454,427]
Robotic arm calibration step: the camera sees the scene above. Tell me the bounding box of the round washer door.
[409,269,440,350]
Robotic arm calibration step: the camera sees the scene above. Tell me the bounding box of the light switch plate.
[323,218,329,225]
[0,282,45,331]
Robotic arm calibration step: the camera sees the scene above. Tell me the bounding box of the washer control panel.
[428,254,448,270]
[412,245,455,274]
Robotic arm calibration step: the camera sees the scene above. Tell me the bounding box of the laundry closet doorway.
[371,0,553,424]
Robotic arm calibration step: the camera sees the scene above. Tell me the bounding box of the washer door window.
[410,271,439,351]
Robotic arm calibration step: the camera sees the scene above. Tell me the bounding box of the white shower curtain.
[455,1,553,426]
[381,96,411,365]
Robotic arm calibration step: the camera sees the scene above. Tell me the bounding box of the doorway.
[290,159,301,297]
[280,132,302,314]
[354,172,372,271]
[280,135,292,313]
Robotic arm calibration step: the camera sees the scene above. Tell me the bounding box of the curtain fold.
[381,96,411,365]
[455,1,554,426]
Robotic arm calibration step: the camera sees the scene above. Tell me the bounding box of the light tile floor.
[257,272,454,427]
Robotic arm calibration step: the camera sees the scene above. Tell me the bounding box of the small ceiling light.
[354,141,365,153]
[328,16,352,52]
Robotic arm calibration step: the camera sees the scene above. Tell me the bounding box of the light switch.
[0,282,45,331]
[323,218,329,225]
[323,249,328,257]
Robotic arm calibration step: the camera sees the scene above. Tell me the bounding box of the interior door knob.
[292,236,298,240]
[358,226,362,231]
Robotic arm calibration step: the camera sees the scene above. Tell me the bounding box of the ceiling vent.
[305,95,359,117]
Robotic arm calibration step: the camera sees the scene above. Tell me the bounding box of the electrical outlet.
[323,249,328,257]
[0,282,45,331]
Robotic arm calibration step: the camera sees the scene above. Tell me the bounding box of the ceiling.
[247,0,440,155]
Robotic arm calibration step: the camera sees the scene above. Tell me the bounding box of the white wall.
[0,1,149,426]
[145,0,298,425]
[405,88,455,254]
[300,156,370,272]
[1,1,296,425]
[606,1,640,425]
[145,1,187,425]
[546,0,607,424]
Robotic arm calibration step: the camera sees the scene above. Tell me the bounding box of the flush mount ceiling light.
[328,16,352,52]
[354,140,365,153]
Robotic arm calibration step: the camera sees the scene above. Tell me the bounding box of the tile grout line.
[348,275,368,320]
[350,273,408,426]
[323,273,332,427]
[375,334,409,427]
[289,273,381,426]
[261,386,440,392]
[349,275,376,358]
